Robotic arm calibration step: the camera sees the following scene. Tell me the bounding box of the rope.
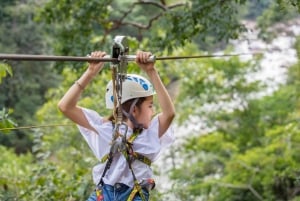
[112,67,118,122]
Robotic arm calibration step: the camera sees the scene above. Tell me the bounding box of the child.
[58,50,175,201]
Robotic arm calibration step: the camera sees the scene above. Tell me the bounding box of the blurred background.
[0,0,299,200]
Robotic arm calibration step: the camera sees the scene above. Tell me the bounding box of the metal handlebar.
[121,55,156,62]
[0,54,156,63]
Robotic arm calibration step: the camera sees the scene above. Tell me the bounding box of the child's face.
[134,96,154,129]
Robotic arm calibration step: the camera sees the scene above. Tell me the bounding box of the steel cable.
[0,52,261,62]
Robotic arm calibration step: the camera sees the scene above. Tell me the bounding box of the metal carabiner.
[111,35,129,78]
[111,121,128,153]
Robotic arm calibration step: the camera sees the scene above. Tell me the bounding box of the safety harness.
[95,127,154,201]
[95,36,154,201]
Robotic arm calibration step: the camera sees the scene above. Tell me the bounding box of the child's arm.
[58,51,107,133]
[136,51,176,137]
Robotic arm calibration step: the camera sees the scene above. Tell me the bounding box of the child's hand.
[135,50,155,73]
[87,51,107,77]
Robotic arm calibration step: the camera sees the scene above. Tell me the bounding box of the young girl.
[58,50,175,201]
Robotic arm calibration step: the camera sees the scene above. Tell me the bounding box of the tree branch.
[137,0,168,11]
[216,182,264,201]
[108,1,185,31]
[137,0,186,10]
[122,12,164,29]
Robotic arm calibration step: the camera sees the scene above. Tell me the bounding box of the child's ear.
[132,106,138,114]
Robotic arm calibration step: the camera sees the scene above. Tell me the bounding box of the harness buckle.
[95,186,104,201]
[139,178,156,192]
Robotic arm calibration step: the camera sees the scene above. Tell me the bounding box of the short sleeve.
[77,108,112,160]
[148,115,175,161]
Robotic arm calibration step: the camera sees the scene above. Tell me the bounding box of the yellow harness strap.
[127,180,146,201]
[98,127,152,201]
[100,131,152,166]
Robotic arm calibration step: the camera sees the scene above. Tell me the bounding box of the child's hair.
[107,97,146,122]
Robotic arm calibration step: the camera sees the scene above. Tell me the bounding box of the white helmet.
[105,74,156,109]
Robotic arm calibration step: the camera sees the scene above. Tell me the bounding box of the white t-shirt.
[77,108,175,187]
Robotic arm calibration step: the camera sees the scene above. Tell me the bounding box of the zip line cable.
[0,51,262,132]
[0,123,75,131]
[2,117,299,132]
[0,52,261,62]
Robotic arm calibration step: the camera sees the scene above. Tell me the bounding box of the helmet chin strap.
[122,98,144,132]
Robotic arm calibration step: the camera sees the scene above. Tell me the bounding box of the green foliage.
[0,62,12,83]
[36,0,251,54]
[1,1,300,200]
[36,0,112,59]
[165,44,263,126]
[0,145,33,199]
[277,0,300,12]
[0,144,94,200]
[0,108,16,133]
[169,42,300,200]
[242,0,272,19]
[159,1,247,51]
[0,61,15,131]
[257,1,299,42]
[0,61,17,139]
[0,0,61,153]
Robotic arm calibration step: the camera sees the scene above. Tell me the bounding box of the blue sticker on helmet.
[142,83,149,90]
[127,76,150,91]
[110,95,114,102]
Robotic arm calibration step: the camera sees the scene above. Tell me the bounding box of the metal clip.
[111,36,129,77]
